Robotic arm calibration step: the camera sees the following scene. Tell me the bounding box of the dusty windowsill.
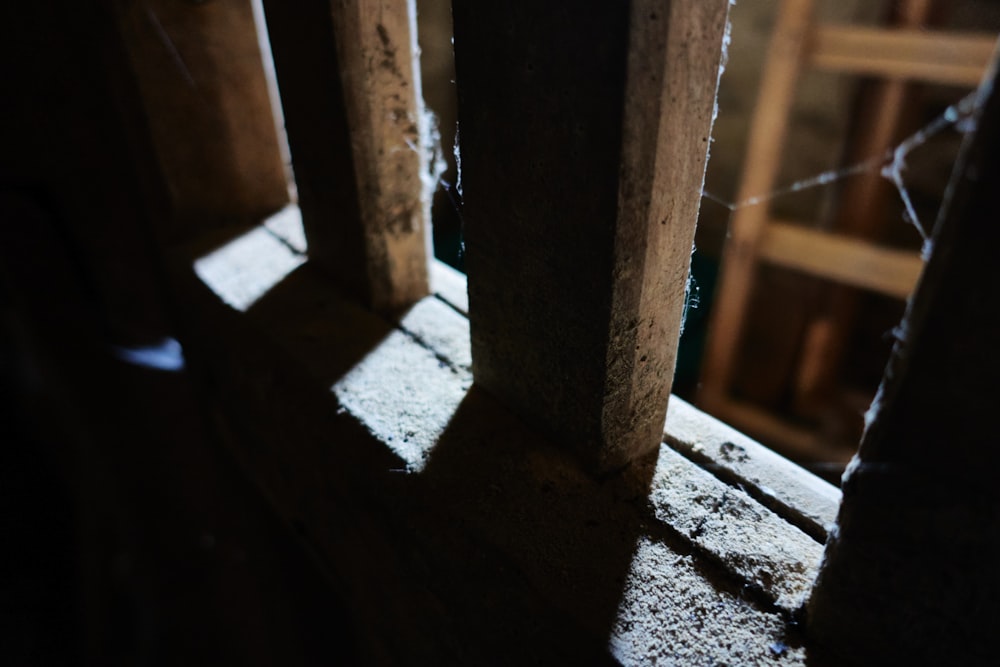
[172,206,841,665]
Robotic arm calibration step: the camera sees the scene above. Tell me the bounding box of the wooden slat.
[453,0,731,472]
[808,52,1000,664]
[758,222,924,298]
[664,396,841,542]
[261,0,431,312]
[114,0,289,240]
[645,446,823,613]
[809,26,995,85]
[699,0,815,413]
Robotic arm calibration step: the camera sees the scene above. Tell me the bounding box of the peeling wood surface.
[454,0,731,472]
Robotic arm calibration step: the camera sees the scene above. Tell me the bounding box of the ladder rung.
[758,221,924,299]
[809,26,996,86]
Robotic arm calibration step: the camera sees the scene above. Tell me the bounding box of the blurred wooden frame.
[697,0,996,460]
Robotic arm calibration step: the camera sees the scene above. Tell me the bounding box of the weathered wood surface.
[453,0,731,472]
[807,53,1000,664]
[664,396,841,542]
[403,260,843,546]
[115,0,289,240]
[261,0,432,312]
[171,218,833,662]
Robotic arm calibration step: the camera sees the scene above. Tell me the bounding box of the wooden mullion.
[453,0,731,472]
[261,0,431,312]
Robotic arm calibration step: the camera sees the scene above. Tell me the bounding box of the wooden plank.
[698,0,815,414]
[643,446,823,613]
[663,396,841,542]
[758,221,924,298]
[114,0,289,241]
[809,26,995,85]
[261,0,432,312]
[453,0,730,472]
[807,53,1000,664]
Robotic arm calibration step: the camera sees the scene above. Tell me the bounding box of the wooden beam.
[698,0,815,412]
[809,26,995,86]
[807,51,1000,664]
[453,0,731,472]
[758,222,923,298]
[114,0,290,241]
[261,0,432,312]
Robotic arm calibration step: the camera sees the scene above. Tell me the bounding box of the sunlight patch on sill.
[194,216,305,312]
[332,328,472,472]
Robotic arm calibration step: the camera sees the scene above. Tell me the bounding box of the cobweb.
[701,89,983,244]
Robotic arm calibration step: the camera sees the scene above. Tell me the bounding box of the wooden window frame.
[6,0,996,661]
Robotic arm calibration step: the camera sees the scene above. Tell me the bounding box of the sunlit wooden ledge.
[171,206,841,664]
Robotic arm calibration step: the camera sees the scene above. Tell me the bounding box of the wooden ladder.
[697,0,996,459]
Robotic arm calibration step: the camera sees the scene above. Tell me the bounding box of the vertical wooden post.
[114,0,290,241]
[807,54,1000,664]
[261,0,433,312]
[453,0,731,472]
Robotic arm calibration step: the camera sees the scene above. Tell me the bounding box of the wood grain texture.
[453,0,731,472]
[807,52,1000,664]
[664,396,841,542]
[115,0,290,240]
[261,0,431,312]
